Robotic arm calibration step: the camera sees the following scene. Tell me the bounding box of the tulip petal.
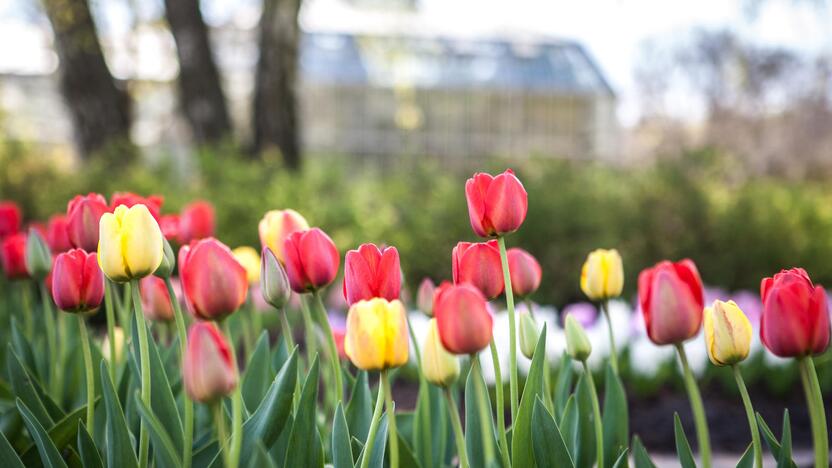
[484,170,528,235]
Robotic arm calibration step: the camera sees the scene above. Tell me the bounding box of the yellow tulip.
[232,246,261,285]
[580,248,624,300]
[345,298,409,371]
[704,300,752,366]
[421,318,459,386]
[98,204,164,282]
[102,327,125,363]
[258,209,309,263]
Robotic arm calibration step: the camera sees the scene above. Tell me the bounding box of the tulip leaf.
[242,331,274,413]
[756,412,796,468]
[354,412,388,468]
[0,430,25,468]
[512,323,547,468]
[575,372,596,468]
[602,363,629,468]
[100,361,139,468]
[192,440,219,468]
[283,357,324,468]
[465,359,498,468]
[332,403,354,468]
[553,353,573,422]
[673,413,696,468]
[77,422,104,468]
[532,396,574,468]
[396,430,422,468]
[10,318,41,382]
[134,391,183,468]
[631,435,656,468]
[7,347,54,428]
[415,383,449,468]
[249,441,277,468]
[611,448,629,468]
[346,371,373,444]
[559,394,578,461]
[21,401,92,466]
[735,443,754,468]
[777,410,792,468]
[270,338,289,375]
[16,399,68,468]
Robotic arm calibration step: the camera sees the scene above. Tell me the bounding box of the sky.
[0,0,830,126]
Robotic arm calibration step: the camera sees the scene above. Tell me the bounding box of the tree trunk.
[42,0,132,161]
[253,0,302,169]
[164,0,233,145]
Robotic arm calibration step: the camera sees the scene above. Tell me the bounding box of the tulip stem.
[732,365,762,468]
[382,370,399,468]
[601,300,618,374]
[497,236,519,419]
[279,310,295,351]
[221,321,243,468]
[38,282,59,399]
[582,361,604,468]
[799,357,828,468]
[77,315,95,433]
[165,276,193,468]
[488,338,511,468]
[405,313,422,370]
[212,402,230,468]
[300,297,318,368]
[360,373,386,468]
[311,292,344,403]
[406,312,433,465]
[130,280,151,468]
[20,282,34,339]
[471,355,497,466]
[675,343,712,468]
[104,280,118,383]
[444,387,470,468]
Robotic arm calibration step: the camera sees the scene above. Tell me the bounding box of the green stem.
[406,313,422,370]
[360,375,386,468]
[20,282,34,339]
[799,357,828,468]
[601,300,618,374]
[212,402,230,468]
[488,339,511,468]
[675,343,712,468]
[38,282,58,398]
[104,280,118,383]
[300,296,318,366]
[311,292,344,403]
[471,356,496,466]
[382,371,399,468]
[732,365,762,468]
[221,321,243,468]
[444,387,470,468]
[582,361,604,468]
[165,277,193,468]
[406,312,432,464]
[77,315,95,432]
[497,236,519,419]
[279,310,295,351]
[130,280,151,468]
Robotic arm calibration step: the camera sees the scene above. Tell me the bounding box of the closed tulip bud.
[434,282,493,354]
[102,327,125,362]
[344,298,409,371]
[422,318,460,386]
[258,209,309,263]
[179,238,248,321]
[565,314,592,361]
[154,238,176,279]
[519,310,540,359]
[46,215,72,254]
[232,246,261,285]
[416,278,436,316]
[581,249,624,301]
[183,322,238,402]
[343,243,401,305]
[25,228,52,279]
[452,240,503,299]
[638,259,704,345]
[508,248,542,297]
[704,300,752,366]
[0,201,21,239]
[110,192,163,221]
[159,214,180,242]
[140,276,174,321]
[179,201,215,244]
[261,247,291,309]
[98,204,164,282]
[1,232,28,279]
[760,268,830,357]
[283,228,340,293]
[52,249,105,313]
[66,193,109,252]
[465,169,528,238]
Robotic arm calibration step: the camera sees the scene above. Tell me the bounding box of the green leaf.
[7,347,54,428]
[631,436,656,468]
[673,413,696,468]
[0,430,25,468]
[355,412,389,468]
[270,339,289,375]
[553,353,573,421]
[602,363,628,468]
[735,443,754,468]
[346,371,373,444]
[412,380,433,468]
[512,323,548,468]
[16,399,68,468]
[611,448,629,468]
[76,422,104,468]
[559,394,578,461]
[133,391,182,468]
[242,331,274,413]
[575,372,596,468]
[396,431,422,468]
[283,357,323,468]
[21,402,91,466]
[777,410,792,468]
[100,361,139,468]
[332,403,354,468]
[756,412,796,468]
[532,397,574,468]
[10,318,40,382]
[250,442,277,468]
[465,360,497,468]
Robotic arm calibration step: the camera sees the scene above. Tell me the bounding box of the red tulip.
[66,193,109,252]
[178,201,215,244]
[51,249,104,313]
[179,238,248,321]
[343,243,401,305]
[110,192,163,220]
[452,240,504,300]
[416,278,437,315]
[465,169,528,238]
[140,276,175,322]
[159,214,181,242]
[760,268,830,357]
[507,248,542,297]
[1,233,28,279]
[183,322,238,402]
[638,259,704,345]
[434,282,493,354]
[283,228,340,293]
[46,215,72,254]
[0,201,21,239]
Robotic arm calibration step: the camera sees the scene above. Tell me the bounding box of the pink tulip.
[638,259,704,345]
[51,249,104,313]
[283,228,340,293]
[452,240,504,300]
[343,243,401,305]
[183,322,238,402]
[465,169,528,238]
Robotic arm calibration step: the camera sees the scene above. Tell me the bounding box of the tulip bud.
[25,228,52,280]
[508,248,542,298]
[66,193,109,252]
[704,300,751,366]
[452,240,503,300]
[343,243,401,305]
[261,247,291,309]
[102,327,125,362]
[760,268,830,357]
[140,276,174,322]
[183,322,238,402]
[154,238,176,279]
[110,192,163,221]
[258,209,309,263]
[581,249,624,301]
[179,201,215,244]
[98,204,164,282]
[344,298,409,371]
[518,310,540,359]
[0,201,22,239]
[638,259,704,345]
[422,318,460,386]
[52,249,105,313]
[283,228,340,293]
[416,278,436,316]
[434,282,493,354]
[46,215,72,254]
[565,314,592,361]
[179,238,248,321]
[1,232,28,279]
[465,169,528,238]
[232,246,261,285]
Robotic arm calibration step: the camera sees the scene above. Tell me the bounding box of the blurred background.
[2,0,832,457]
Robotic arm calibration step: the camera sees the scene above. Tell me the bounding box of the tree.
[164,0,233,145]
[253,0,302,169]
